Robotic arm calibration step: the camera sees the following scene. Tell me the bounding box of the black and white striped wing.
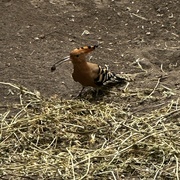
[94,65,126,86]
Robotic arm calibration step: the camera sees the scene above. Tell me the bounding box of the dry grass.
[0,82,179,180]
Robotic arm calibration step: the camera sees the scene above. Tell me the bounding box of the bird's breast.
[72,65,97,87]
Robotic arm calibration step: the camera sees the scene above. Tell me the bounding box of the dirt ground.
[0,1,180,179]
[0,0,180,110]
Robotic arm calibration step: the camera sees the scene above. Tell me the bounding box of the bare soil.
[1,0,180,107]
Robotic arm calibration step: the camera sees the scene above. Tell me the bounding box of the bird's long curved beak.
[51,56,70,72]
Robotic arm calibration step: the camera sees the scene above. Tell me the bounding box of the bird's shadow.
[76,81,127,102]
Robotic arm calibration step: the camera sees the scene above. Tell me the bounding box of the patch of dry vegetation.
[0,82,179,179]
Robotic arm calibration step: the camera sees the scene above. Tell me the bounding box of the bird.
[51,45,128,96]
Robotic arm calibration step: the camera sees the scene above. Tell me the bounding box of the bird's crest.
[70,45,98,55]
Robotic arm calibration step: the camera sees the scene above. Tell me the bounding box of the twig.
[130,13,148,21]
[143,78,161,101]
[66,148,76,180]
[160,64,166,73]
[111,171,117,180]
[0,82,41,98]
[80,154,91,180]
[153,150,165,179]
[123,82,130,92]
[175,155,179,180]
[134,58,147,73]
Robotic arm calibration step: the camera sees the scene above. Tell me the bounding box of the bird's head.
[51,45,98,71]
[70,45,98,64]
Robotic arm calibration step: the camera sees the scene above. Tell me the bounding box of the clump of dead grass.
[0,82,179,179]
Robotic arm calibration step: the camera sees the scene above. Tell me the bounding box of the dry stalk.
[0,82,179,179]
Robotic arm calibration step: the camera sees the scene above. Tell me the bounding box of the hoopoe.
[51,45,127,96]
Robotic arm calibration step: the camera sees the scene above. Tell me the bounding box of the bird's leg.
[77,86,85,97]
[95,88,100,96]
[93,87,101,97]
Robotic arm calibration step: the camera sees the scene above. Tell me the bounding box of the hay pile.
[0,83,179,179]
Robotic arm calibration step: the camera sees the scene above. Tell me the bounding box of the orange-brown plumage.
[72,62,99,87]
[69,46,100,88]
